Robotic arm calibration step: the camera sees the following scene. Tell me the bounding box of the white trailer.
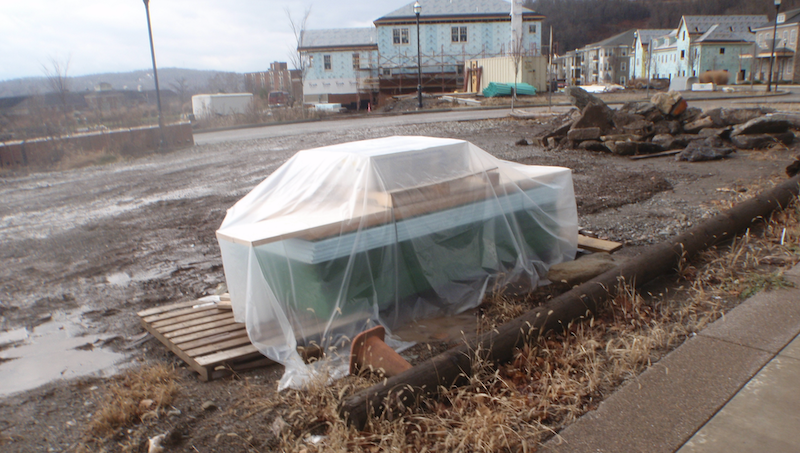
[192,93,253,118]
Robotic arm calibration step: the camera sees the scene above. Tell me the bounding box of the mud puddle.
[0,310,129,396]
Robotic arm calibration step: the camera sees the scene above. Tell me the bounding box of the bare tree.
[206,72,243,93]
[170,77,190,113]
[42,56,72,130]
[286,6,312,84]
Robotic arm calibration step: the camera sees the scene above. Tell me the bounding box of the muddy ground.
[0,113,797,452]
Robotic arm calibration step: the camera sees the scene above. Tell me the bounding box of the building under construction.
[300,0,545,108]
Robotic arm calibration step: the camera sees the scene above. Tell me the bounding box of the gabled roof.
[374,0,542,24]
[591,29,637,48]
[681,15,767,35]
[754,8,800,29]
[634,29,673,46]
[694,24,755,43]
[299,28,378,51]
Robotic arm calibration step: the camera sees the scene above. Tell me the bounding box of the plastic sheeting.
[216,136,578,388]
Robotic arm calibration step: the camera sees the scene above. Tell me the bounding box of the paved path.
[542,264,800,453]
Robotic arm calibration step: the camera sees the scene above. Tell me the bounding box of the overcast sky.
[0,0,406,82]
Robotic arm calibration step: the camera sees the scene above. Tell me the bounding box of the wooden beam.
[578,234,623,253]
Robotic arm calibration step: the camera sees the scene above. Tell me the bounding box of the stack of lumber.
[483,82,536,97]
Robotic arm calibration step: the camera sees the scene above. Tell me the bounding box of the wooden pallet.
[138,297,372,381]
[138,299,271,381]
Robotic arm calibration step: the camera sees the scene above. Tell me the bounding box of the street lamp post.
[767,0,782,92]
[143,0,166,148]
[414,1,422,109]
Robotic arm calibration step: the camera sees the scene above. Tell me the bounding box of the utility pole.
[143,0,166,149]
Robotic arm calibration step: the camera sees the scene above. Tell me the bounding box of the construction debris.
[532,88,792,160]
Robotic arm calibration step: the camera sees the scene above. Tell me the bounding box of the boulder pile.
[535,87,797,162]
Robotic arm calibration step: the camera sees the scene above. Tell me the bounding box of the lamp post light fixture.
[767,0,782,93]
[414,1,423,109]
[143,0,166,148]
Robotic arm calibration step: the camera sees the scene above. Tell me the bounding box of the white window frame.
[393,28,409,45]
[451,26,468,43]
[323,55,331,71]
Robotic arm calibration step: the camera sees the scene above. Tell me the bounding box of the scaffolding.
[378,43,541,95]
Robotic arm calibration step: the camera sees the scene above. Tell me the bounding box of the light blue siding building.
[648,15,767,84]
[299,28,379,108]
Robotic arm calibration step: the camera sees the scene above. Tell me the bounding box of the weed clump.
[87,364,180,439]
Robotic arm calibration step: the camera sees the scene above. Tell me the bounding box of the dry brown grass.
[85,364,180,439]
[238,186,800,452]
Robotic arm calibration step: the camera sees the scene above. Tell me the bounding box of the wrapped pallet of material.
[216,136,577,388]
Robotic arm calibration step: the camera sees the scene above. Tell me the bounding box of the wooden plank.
[170,323,246,345]
[143,304,221,324]
[150,308,227,328]
[157,313,233,334]
[185,335,254,357]
[629,149,682,160]
[195,344,261,367]
[173,329,248,350]
[578,234,623,253]
[209,356,275,380]
[137,300,199,318]
[164,317,239,339]
[139,316,210,381]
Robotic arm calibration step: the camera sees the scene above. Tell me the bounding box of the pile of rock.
[535,87,796,162]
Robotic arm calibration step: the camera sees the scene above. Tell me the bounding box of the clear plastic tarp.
[216,136,578,388]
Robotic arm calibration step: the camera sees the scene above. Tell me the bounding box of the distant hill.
[528,0,800,54]
[0,68,243,97]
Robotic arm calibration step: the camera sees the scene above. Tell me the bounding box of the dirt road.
[0,111,796,451]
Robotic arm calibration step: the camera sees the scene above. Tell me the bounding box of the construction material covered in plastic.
[216,136,578,388]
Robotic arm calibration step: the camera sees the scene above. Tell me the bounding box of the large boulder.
[571,103,614,133]
[676,137,734,162]
[698,128,732,140]
[621,119,655,137]
[703,107,774,127]
[731,132,794,149]
[565,86,608,110]
[653,120,682,135]
[683,116,714,134]
[651,91,687,116]
[678,107,704,124]
[620,101,658,117]
[652,134,689,150]
[577,140,611,152]
[766,113,800,130]
[731,117,791,136]
[612,111,645,128]
[568,127,602,142]
[607,140,664,156]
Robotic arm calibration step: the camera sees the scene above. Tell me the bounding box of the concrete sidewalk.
[542,265,800,453]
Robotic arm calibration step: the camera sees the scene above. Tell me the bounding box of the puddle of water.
[0,314,127,396]
[393,313,479,344]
